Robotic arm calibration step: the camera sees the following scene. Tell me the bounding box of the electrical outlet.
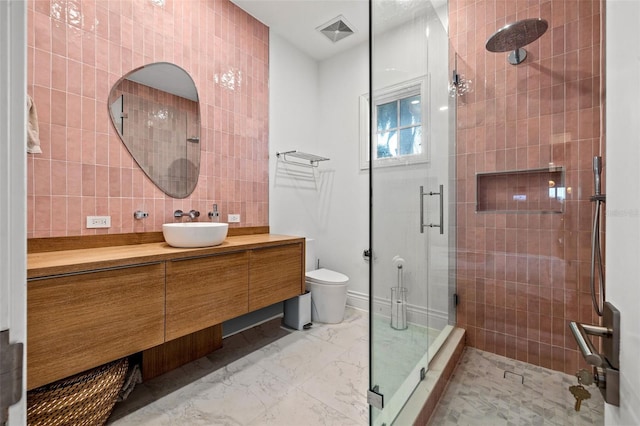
[86,215,111,228]
[228,214,240,223]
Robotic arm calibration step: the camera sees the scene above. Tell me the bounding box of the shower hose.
[590,198,605,317]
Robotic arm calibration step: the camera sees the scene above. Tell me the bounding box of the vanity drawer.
[165,251,249,341]
[249,243,304,311]
[27,262,165,390]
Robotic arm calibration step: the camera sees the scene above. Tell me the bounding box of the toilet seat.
[305,268,348,285]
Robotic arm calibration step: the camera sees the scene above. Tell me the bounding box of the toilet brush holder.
[390,287,408,330]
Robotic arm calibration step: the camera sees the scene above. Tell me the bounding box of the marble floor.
[109,310,604,426]
[108,307,369,426]
[429,347,605,426]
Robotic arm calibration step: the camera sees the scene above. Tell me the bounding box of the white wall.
[269,10,452,328]
[269,32,371,301]
[268,33,322,241]
[604,0,640,423]
[315,42,370,300]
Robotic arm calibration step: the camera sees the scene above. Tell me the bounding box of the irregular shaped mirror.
[108,62,200,198]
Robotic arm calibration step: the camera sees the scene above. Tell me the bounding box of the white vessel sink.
[162,222,229,248]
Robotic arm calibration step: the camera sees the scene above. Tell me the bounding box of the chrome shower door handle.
[419,184,444,235]
[436,184,444,235]
[420,186,426,233]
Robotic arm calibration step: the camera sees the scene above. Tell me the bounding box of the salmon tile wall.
[26,0,269,237]
[450,0,604,374]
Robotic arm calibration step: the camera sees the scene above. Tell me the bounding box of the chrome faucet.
[208,204,220,222]
[174,209,200,221]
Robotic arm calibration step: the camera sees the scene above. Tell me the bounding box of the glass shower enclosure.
[368,0,456,424]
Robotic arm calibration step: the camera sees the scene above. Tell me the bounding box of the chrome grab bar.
[581,323,611,337]
[568,302,620,407]
[569,321,606,367]
[420,184,444,235]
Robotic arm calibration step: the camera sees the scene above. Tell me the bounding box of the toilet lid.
[306,268,349,285]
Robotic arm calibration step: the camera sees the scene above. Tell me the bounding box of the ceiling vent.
[317,15,356,43]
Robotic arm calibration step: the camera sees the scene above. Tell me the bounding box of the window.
[360,76,429,169]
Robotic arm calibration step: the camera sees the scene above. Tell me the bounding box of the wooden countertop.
[28,234,305,279]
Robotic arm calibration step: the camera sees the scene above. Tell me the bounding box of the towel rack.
[276,150,329,168]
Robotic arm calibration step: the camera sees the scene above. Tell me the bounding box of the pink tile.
[81,96,95,130]
[34,11,51,51]
[67,196,83,234]
[95,37,109,72]
[67,162,82,196]
[34,195,51,233]
[51,195,67,232]
[94,6,109,40]
[66,93,82,129]
[109,167,121,197]
[33,158,51,196]
[67,59,82,95]
[50,89,66,126]
[95,165,109,197]
[51,20,67,57]
[95,133,109,166]
[50,124,66,161]
[82,164,96,197]
[82,31,96,66]
[110,197,122,230]
[81,130,96,164]
[66,127,82,162]
[67,27,82,63]
[50,160,66,196]
[34,48,51,87]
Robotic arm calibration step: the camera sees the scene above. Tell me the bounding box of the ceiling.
[230,0,368,61]
[230,0,448,62]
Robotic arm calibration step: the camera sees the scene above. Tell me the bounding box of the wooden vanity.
[27,228,305,390]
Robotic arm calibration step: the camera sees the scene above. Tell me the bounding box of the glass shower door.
[369,0,454,424]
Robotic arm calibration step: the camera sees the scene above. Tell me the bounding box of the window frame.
[360,75,430,170]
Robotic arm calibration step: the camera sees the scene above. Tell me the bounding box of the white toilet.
[305,239,349,323]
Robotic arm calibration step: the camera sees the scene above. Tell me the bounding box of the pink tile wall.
[451,0,604,374]
[26,0,269,237]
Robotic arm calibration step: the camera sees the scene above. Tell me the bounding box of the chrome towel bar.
[276,150,329,168]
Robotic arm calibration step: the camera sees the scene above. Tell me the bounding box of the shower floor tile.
[429,347,605,426]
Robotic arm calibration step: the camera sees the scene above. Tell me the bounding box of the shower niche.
[476,167,565,213]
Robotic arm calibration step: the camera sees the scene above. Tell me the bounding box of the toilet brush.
[391,258,408,330]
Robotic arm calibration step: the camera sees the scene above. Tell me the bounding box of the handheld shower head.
[593,156,602,195]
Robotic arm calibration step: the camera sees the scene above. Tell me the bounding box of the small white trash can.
[283,291,312,330]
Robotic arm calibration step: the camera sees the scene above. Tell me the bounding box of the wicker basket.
[27,358,128,426]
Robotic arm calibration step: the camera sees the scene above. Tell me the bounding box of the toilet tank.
[305,238,316,272]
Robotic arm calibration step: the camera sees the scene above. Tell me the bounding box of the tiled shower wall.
[26,0,269,237]
[451,0,604,374]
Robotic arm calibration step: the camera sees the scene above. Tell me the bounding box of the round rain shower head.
[486,18,548,65]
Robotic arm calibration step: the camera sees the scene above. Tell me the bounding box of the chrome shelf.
[276,150,329,168]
